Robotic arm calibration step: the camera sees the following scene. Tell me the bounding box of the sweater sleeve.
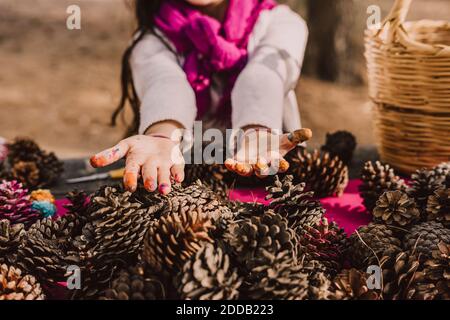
[231,5,308,132]
[130,32,197,134]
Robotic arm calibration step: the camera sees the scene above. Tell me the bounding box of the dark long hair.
[112,0,164,136]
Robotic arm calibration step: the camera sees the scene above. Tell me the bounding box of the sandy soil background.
[0,0,448,158]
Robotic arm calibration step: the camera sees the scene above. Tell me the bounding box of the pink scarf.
[154,0,276,118]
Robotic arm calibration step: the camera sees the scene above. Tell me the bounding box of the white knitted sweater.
[130,5,308,134]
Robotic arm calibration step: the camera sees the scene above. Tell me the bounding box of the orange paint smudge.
[144,179,155,191]
[124,172,137,189]
[279,159,290,173]
[90,155,108,168]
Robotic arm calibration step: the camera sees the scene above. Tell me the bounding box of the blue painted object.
[32,201,57,218]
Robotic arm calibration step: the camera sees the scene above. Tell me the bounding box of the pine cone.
[321,130,357,165]
[184,164,229,199]
[331,268,380,300]
[143,208,214,274]
[6,138,63,189]
[403,221,450,261]
[359,161,406,212]
[77,185,156,262]
[0,220,26,264]
[426,188,450,226]
[10,161,40,188]
[16,216,81,284]
[228,200,265,220]
[373,190,420,227]
[266,175,325,229]
[0,180,40,227]
[71,186,161,299]
[7,138,41,163]
[164,181,233,222]
[63,190,89,216]
[226,210,298,270]
[297,256,333,300]
[409,168,446,216]
[99,264,166,300]
[347,223,402,269]
[431,162,450,188]
[177,243,243,300]
[298,217,347,276]
[36,152,63,188]
[0,264,45,300]
[380,251,421,300]
[246,250,309,300]
[416,242,450,300]
[286,148,349,197]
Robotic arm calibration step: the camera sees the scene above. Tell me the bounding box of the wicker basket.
[365,0,450,173]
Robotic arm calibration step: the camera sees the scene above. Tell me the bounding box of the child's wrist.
[145,120,184,142]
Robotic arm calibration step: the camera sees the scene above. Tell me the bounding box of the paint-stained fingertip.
[159,183,171,195]
[89,155,102,168]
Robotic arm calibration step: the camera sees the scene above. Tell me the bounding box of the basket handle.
[380,0,412,42]
[376,0,450,56]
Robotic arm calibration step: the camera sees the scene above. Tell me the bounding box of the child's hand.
[224,127,312,178]
[90,134,184,195]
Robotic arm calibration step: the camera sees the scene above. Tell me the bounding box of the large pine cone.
[0,264,45,300]
[143,208,214,274]
[164,181,233,222]
[426,188,449,226]
[331,268,380,300]
[407,242,449,300]
[184,164,229,199]
[403,221,450,261]
[0,180,40,227]
[298,217,347,276]
[16,216,81,284]
[380,251,421,300]
[286,148,349,197]
[6,138,63,189]
[99,264,166,300]
[359,161,406,212]
[409,168,446,216]
[266,175,324,229]
[0,220,26,264]
[77,185,156,262]
[246,250,309,300]
[71,186,159,299]
[177,243,243,300]
[321,130,357,166]
[347,223,402,269]
[226,210,298,270]
[373,190,420,227]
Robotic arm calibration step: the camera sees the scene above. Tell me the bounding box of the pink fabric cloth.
[154,0,276,117]
[229,179,372,235]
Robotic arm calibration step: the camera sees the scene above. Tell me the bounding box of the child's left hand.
[225,127,312,178]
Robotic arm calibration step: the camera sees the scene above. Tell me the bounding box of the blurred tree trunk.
[304,0,363,84]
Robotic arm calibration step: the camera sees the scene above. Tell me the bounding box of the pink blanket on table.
[55,179,371,235]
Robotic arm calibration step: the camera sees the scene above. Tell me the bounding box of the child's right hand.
[90,134,184,195]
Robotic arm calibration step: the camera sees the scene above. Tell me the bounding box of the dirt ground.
[0,0,448,158]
